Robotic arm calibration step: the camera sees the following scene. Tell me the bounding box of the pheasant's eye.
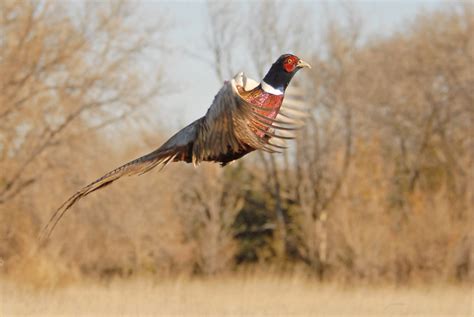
[283,58,296,72]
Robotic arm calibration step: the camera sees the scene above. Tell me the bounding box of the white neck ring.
[261,81,284,95]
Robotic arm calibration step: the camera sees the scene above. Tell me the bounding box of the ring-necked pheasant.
[40,53,311,241]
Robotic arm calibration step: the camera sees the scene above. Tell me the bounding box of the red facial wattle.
[283,57,297,72]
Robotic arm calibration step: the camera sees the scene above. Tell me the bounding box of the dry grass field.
[1,276,472,317]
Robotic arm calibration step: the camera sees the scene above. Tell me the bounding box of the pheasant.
[40,54,311,241]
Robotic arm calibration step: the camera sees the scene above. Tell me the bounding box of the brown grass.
[1,275,472,317]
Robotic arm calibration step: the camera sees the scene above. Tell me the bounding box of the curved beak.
[297,59,311,69]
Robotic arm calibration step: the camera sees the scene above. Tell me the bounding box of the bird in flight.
[40,54,311,241]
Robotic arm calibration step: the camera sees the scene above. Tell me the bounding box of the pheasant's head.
[262,54,311,95]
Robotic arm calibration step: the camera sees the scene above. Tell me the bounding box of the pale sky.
[135,0,445,130]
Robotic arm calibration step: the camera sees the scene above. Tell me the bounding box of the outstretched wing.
[191,72,307,162]
[40,73,307,242]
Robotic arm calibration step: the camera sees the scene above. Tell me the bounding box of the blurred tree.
[293,4,360,278]
[0,0,169,282]
[175,164,244,274]
[296,3,473,282]
[0,0,166,204]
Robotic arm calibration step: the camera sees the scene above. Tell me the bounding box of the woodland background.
[0,0,473,291]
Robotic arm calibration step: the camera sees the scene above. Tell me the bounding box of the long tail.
[38,146,181,244]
